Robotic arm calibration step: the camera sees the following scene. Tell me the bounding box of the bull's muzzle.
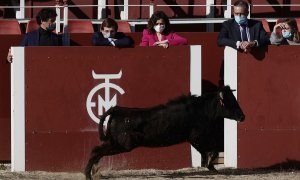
[237,112,245,122]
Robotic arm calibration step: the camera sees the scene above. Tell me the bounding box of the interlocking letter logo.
[86,70,125,123]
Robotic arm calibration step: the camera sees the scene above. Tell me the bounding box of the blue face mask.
[234,15,247,25]
[282,31,292,39]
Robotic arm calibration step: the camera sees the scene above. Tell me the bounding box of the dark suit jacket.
[217,19,270,49]
[92,32,132,48]
[20,29,62,46]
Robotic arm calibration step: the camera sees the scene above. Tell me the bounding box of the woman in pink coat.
[140,11,188,48]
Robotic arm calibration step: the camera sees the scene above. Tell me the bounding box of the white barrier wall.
[224,46,238,168]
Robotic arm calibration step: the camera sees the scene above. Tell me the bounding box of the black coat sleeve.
[113,32,133,48]
[92,32,111,46]
[20,34,29,46]
[255,22,270,47]
[217,20,238,49]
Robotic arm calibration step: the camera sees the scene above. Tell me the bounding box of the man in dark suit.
[217,0,269,53]
[92,18,132,48]
[7,8,62,63]
[20,8,62,46]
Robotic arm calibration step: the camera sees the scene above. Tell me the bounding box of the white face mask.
[102,32,110,38]
[154,25,165,33]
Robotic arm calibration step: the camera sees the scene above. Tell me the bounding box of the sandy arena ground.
[1,163,300,180]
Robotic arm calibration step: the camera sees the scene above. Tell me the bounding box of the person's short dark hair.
[234,0,249,12]
[36,8,57,25]
[100,18,118,31]
[147,11,171,34]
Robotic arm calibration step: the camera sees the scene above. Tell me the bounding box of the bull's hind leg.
[85,146,102,180]
[84,142,128,180]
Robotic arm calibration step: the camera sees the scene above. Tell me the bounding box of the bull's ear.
[231,89,236,92]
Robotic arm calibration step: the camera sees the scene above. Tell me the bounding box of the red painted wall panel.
[24,46,192,171]
[237,46,300,168]
[0,35,23,161]
[70,32,223,90]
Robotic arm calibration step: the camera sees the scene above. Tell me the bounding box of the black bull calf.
[85,86,245,179]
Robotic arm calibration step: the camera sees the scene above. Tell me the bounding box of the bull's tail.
[98,107,115,141]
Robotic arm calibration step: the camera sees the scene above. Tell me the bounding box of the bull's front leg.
[205,151,218,172]
[193,148,218,172]
[188,134,218,172]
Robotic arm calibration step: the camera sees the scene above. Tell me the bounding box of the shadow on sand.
[95,159,300,179]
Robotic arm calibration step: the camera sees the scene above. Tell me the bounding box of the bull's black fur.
[85,86,245,180]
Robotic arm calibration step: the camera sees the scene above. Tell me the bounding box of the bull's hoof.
[84,168,93,180]
[85,174,92,180]
[207,164,218,173]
